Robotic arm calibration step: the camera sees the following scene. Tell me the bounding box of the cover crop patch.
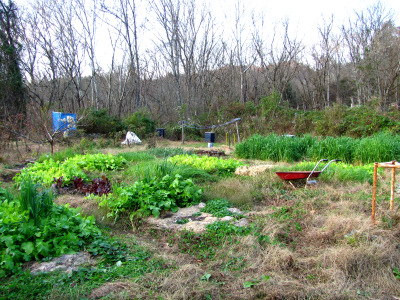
[168,154,243,174]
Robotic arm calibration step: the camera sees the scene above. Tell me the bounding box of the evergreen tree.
[0,0,25,117]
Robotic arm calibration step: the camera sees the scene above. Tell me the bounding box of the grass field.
[1,139,400,299]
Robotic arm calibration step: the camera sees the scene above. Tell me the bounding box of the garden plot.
[2,142,400,299]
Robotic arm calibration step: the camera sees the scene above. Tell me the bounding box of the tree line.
[1,0,400,126]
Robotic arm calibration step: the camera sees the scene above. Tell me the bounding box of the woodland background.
[1,0,400,143]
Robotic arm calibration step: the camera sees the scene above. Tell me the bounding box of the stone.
[30,252,95,275]
[234,218,249,227]
[220,216,234,222]
[227,207,242,214]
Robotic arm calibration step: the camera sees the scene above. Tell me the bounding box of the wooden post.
[235,121,241,143]
[391,161,396,211]
[372,162,378,223]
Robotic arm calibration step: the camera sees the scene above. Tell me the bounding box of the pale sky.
[13,0,400,71]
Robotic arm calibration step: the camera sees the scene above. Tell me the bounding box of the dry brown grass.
[203,176,261,208]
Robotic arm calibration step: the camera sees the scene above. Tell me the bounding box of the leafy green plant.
[0,182,102,277]
[393,267,400,280]
[168,154,243,174]
[99,174,203,219]
[200,272,211,281]
[14,153,127,187]
[243,275,270,288]
[88,237,128,263]
[200,199,242,218]
[176,218,189,224]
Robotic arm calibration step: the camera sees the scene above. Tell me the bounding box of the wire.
[178,118,241,130]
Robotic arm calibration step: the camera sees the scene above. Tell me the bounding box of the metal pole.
[235,121,241,143]
[372,162,378,223]
[181,123,185,144]
[391,161,396,211]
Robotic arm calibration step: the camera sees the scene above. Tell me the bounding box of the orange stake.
[391,161,396,211]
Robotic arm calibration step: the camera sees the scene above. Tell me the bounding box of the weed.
[393,267,400,280]
[200,198,242,218]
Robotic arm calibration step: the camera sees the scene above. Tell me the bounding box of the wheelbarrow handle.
[306,159,328,183]
[320,159,341,173]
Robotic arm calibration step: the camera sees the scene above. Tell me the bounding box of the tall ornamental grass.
[307,136,357,163]
[235,133,400,164]
[235,134,315,162]
[353,132,400,164]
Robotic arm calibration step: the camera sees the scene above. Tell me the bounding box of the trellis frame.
[371,161,400,223]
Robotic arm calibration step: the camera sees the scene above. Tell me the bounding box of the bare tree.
[74,0,99,109]
[101,0,142,111]
[253,17,303,104]
[151,0,183,109]
[342,2,394,107]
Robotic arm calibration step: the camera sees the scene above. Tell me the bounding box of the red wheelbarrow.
[276,159,341,185]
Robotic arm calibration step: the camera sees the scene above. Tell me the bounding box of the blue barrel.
[205,132,215,143]
[52,112,77,133]
[156,128,165,138]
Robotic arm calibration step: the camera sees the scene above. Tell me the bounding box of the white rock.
[227,207,242,214]
[197,202,206,209]
[220,216,234,222]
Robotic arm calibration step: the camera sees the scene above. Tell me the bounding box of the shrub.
[79,109,126,136]
[124,110,156,139]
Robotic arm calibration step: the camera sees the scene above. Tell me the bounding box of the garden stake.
[391,162,396,211]
[371,161,399,224]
